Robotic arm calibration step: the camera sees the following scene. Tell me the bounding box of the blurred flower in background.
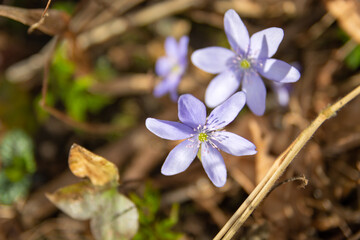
[154,36,189,101]
[272,82,292,107]
[191,9,300,115]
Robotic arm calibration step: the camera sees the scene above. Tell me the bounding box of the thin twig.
[40,36,59,107]
[28,0,52,33]
[77,0,205,49]
[268,175,308,196]
[215,84,360,240]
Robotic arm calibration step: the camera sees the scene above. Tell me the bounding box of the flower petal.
[146,118,193,140]
[258,58,300,83]
[249,28,284,59]
[242,72,266,116]
[272,82,291,107]
[207,91,246,130]
[201,143,227,187]
[153,75,180,100]
[191,47,235,74]
[153,80,168,98]
[224,9,249,56]
[161,139,198,175]
[178,36,189,60]
[155,57,171,77]
[169,88,179,102]
[178,94,207,128]
[165,37,178,58]
[205,70,241,108]
[214,132,257,156]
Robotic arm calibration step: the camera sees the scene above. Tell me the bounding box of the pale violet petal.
[258,58,300,83]
[224,9,249,55]
[272,82,291,107]
[170,88,179,102]
[179,36,189,59]
[178,94,206,128]
[161,139,198,175]
[207,91,246,130]
[165,37,178,58]
[153,75,180,99]
[155,57,172,77]
[146,118,193,140]
[277,88,290,106]
[201,143,227,187]
[153,78,169,97]
[205,71,241,108]
[191,47,235,74]
[214,132,257,156]
[242,72,266,116]
[249,28,284,59]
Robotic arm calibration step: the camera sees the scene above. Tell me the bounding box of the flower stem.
[214,84,360,240]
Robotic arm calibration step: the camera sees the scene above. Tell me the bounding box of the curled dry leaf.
[325,0,360,43]
[46,182,139,240]
[45,180,102,220]
[69,144,119,186]
[90,192,139,240]
[0,5,69,36]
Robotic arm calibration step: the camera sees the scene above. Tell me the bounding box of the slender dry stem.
[215,84,360,240]
[28,0,52,33]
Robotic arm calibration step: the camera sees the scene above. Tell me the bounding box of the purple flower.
[154,36,189,101]
[145,92,256,187]
[191,9,300,115]
[272,82,292,107]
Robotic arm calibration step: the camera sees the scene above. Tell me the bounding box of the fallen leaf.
[90,191,139,240]
[68,144,119,186]
[46,180,102,220]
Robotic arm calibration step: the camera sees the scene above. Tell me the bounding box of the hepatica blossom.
[272,82,292,107]
[154,36,189,101]
[191,9,301,115]
[145,92,256,187]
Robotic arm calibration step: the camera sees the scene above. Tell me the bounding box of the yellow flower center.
[240,59,251,69]
[198,132,208,142]
[171,64,181,74]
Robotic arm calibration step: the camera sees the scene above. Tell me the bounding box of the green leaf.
[4,166,25,182]
[52,2,76,15]
[131,183,182,240]
[0,129,36,172]
[0,172,31,205]
[90,190,139,240]
[345,45,360,70]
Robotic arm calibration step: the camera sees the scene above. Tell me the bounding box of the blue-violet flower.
[154,36,189,101]
[145,92,256,187]
[272,82,292,107]
[191,9,301,115]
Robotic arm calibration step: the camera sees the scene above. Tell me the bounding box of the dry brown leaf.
[45,181,101,220]
[68,144,119,186]
[248,118,274,184]
[325,0,360,43]
[0,5,69,36]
